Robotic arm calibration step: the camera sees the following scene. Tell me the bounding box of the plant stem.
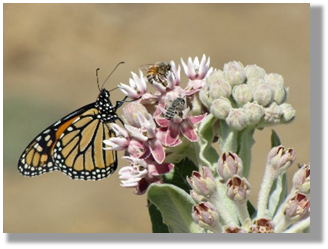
[219,120,238,153]
[257,169,276,218]
[283,217,310,233]
[236,127,255,178]
[210,181,239,226]
[235,202,250,225]
[274,217,292,233]
[272,189,294,225]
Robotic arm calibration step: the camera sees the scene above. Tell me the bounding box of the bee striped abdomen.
[164,97,185,120]
[146,62,172,87]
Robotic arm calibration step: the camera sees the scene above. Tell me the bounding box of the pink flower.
[119,156,174,195]
[119,71,157,102]
[103,123,147,158]
[125,112,165,164]
[181,55,213,91]
[156,107,206,146]
[103,123,129,151]
[169,60,181,87]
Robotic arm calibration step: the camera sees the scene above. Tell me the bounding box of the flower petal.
[110,123,129,138]
[138,145,152,160]
[151,80,167,94]
[148,139,165,164]
[198,54,210,79]
[165,123,180,146]
[127,139,146,158]
[153,101,166,117]
[189,113,207,124]
[103,137,128,150]
[125,125,147,142]
[187,57,197,79]
[119,83,139,99]
[170,60,181,86]
[135,178,152,195]
[156,117,171,128]
[132,71,147,93]
[148,162,174,176]
[180,120,198,142]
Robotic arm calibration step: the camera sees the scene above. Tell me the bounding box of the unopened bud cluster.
[200,61,295,130]
[188,147,309,233]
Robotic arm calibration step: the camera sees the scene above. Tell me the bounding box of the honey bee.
[146,62,173,87]
[165,97,185,120]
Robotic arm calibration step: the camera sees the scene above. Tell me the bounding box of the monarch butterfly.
[18,62,127,181]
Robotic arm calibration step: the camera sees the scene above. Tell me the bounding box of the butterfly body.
[18,88,124,181]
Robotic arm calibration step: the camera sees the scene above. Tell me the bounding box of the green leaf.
[198,113,220,169]
[147,183,204,233]
[268,172,288,218]
[271,129,281,147]
[148,201,169,233]
[162,157,198,193]
[247,200,257,219]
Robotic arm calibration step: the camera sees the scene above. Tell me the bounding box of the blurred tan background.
[3,3,310,233]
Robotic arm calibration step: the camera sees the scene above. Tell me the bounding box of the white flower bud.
[122,102,149,128]
[224,61,246,86]
[226,108,248,131]
[245,64,266,79]
[205,70,225,87]
[209,77,232,99]
[199,86,213,109]
[232,84,253,107]
[263,102,282,124]
[210,97,232,119]
[243,102,265,125]
[253,84,274,107]
[247,76,265,90]
[280,103,296,123]
[265,73,284,87]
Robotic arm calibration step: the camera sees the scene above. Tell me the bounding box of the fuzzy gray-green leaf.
[147,183,204,233]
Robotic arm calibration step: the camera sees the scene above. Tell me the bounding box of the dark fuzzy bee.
[146,62,172,87]
[165,97,185,120]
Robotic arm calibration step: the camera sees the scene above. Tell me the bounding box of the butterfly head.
[95,89,118,122]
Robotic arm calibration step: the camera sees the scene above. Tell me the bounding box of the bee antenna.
[98,61,125,90]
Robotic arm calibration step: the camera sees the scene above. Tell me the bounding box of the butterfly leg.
[115,96,128,110]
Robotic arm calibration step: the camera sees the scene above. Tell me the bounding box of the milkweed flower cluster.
[103,55,309,233]
[104,55,210,194]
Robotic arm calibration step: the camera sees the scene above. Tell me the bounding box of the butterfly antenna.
[96,68,101,91]
[100,61,125,90]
